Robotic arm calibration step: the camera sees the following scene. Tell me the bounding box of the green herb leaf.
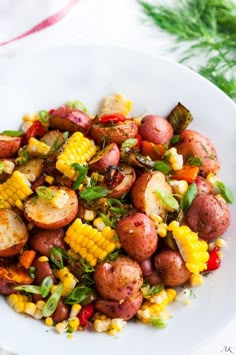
[121,138,138,148]
[36,186,54,200]
[42,283,63,317]
[170,135,180,144]
[14,285,41,294]
[80,186,109,201]
[155,190,179,211]
[20,146,29,165]
[180,183,198,213]
[1,130,24,137]
[215,181,233,204]
[40,276,54,298]
[154,161,172,173]
[144,284,164,296]
[64,286,91,305]
[151,316,168,329]
[104,250,121,262]
[186,155,202,166]
[71,163,88,190]
[79,257,95,273]
[99,212,114,228]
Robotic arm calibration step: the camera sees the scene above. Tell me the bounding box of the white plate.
[0,46,235,355]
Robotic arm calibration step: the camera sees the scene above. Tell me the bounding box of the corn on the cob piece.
[2,160,15,174]
[137,289,176,324]
[57,267,77,297]
[56,132,96,179]
[100,93,132,117]
[26,137,51,157]
[65,218,121,266]
[168,221,209,274]
[0,171,33,208]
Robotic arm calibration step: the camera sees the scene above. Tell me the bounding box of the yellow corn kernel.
[110,319,126,332]
[57,267,77,297]
[149,213,163,227]
[55,321,68,334]
[15,199,24,210]
[33,308,43,320]
[83,209,96,221]
[45,317,54,326]
[157,223,168,238]
[215,238,226,248]
[170,180,188,196]
[67,334,73,339]
[25,302,37,316]
[36,300,46,310]
[93,217,106,231]
[50,285,57,294]
[70,304,82,318]
[51,189,69,209]
[94,319,111,333]
[190,273,204,287]
[26,137,50,157]
[45,175,54,184]
[3,160,15,174]
[38,256,49,262]
[65,218,120,266]
[7,294,19,308]
[100,93,132,117]
[56,132,96,179]
[206,173,218,186]
[13,301,25,313]
[68,317,80,331]
[165,148,183,171]
[109,329,118,337]
[169,222,209,274]
[22,112,37,122]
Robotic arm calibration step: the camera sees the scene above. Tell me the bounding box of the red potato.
[93,256,143,301]
[24,186,78,229]
[88,143,120,173]
[139,115,173,144]
[155,249,191,287]
[49,105,91,134]
[90,120,138,146]
[0,209,28,257]
[51,300,70,323]
[195,176,214,196]
[95,292,143,321]
[29,228,66,257]
[107,164,136,199]
[146,270,162,286]
[131,171,172,219]
[16,158,43,182]
[176,130,220,175]
[0,265,33,295]
[186,195,230,240]
[32,257,56,285]
[0,135,21,158]
[140,258,154,277]
[116,213,158,262]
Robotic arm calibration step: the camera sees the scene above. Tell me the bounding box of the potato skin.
[0,209,28,257]
[108,164,136,199]
[116,213,158,262]
[89,143,120,173]
[49,105,91,134]
[139,115,173,144]
[51,300,70,323]
[195,176,214,196]
[90,120,138,146]
[24,186,78,229]
[95,292,143,320]
[0,265,33,295]
[131,171,172,219]
[93,256,143,301]
[32,258,56,285]
[155,250,191,287]
[176,130,219,175]
[186,195,230,240]
[0,135,21,158]
[29,228,66,257]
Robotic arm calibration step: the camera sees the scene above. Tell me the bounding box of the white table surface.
[0,1,235,354]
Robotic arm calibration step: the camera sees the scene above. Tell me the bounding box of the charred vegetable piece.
[167,102,193,134]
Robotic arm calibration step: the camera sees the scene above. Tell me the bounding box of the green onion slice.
[64,286,91,305]
[215,181,233,204]
[121,138,138,149]
[154,161,171,173]
[40,276,54,298]
[80,186,109,201]
[14,285,41,294]
[42,283,63,317]
[180,183,198,213]
[155,190,179,211]
[38,110,50,124]
[1,130,24,137]
[36,186,54,200]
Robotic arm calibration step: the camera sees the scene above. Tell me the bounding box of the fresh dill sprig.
[139,0,236,101]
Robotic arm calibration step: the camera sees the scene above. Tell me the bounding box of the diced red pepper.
[100,113,126,124]
[48,109,55,115]
[134,134,142,149]
[206,247,221,271]
[141,140,166,160]
[21,120,47,145]
[78,303,94,327]
[171,165,199,183]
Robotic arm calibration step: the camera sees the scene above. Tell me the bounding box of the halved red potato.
[15,158,43,182]
[0,135,21,158]
[41,130,65,153]
[107,164,136,199]
[88,143,120,173]
[0,209,28,257]
[24,186,78,229]
[139,115,173,144]
[176,130,219,175]
[49,105,91,134]
[0,265,33,295]
[90,120,138,146]
[131,171,172,219]
[95,292,143,320]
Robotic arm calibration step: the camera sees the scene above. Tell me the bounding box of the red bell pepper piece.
[134,134,142,149]
[22,120,47,145]
[48,109,55,115]
[206,247,221,271]
[78,303,94,327]
[100,113,126,124]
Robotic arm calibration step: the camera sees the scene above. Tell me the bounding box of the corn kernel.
[33,308,43,320]
[68,317,80,331]
[3,160,15,174]
[45,175,54,184]
[15,199,24,210]
[93,217,106,231]
[25,302,37,316]
[84,209,96,221]
[190,273,204,287]
[27,137,50,157]
[38,256,49,262]
[215,238,226,248]
[45,317,54,326]
[55,321,68,334]
[170,180,188,195]
[7,294,19,307]
[70,304,82,318]
[36,300,46,310]
[22,112,37,122]
[13,301,25,313]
